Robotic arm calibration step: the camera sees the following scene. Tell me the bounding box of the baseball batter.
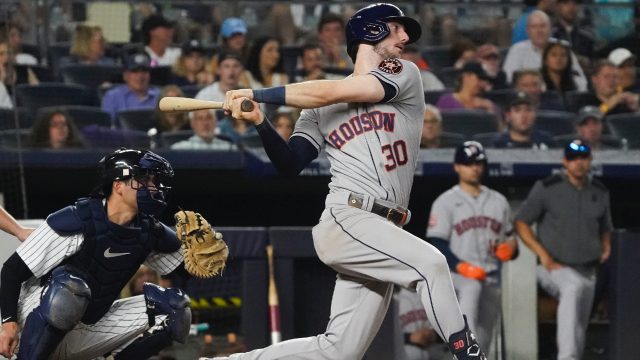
[218,4,486,360]
[427,142,518,353]
[0,149,191,360]
[0,207,33,242]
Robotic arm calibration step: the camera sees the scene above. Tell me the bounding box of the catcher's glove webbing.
[175,210,229,278]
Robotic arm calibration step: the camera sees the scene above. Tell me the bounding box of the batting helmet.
[454,141,488,165]
[97,148,174,215]
[345,3,421,61]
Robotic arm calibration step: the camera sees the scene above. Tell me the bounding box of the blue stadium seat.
[15,83,98,110]
[484,89,518,109]
[61,64,123,89]
[47,43,71,76]
[180,84,204,98]
[606,113,640,148]
[535,110,576,136]
[440,109,499,138]
[564,90,592,112]
[472,132,501,147]
[116,109,156,131]
[38,105,111,130]
[279,45,301,83]
[437,67,461,88]
[0,108,36,130]
[439,131,466,148]
[0,128,30,148]
[160,130,193,148]
[422,46,452,72]
[149,66,172,86]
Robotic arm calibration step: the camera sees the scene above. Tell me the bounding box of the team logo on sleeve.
[378,58,403,74]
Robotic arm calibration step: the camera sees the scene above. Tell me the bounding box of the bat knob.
[241,99,255,112]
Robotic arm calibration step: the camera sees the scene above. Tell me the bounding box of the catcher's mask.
[97,148,174,216]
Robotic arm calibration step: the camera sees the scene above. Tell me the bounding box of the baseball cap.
[124,53,151,71]
[217,51,243,66]
[564,139,591,160]
[507,91,534,109]
[454,141,487,165]
[221,17,248,39]
[142,14,173,35]
[576,105,603,126]
[461,61,490,81]
[182,39,205,56]
[608,48,636,67]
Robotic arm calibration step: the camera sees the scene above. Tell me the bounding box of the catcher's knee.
[41,266,92,330]
[143,283,191,342]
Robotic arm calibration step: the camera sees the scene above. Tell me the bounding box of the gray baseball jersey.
[427,185,513,273]
[14,221,182,358]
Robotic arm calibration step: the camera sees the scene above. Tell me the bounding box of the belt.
[347,193,410,227]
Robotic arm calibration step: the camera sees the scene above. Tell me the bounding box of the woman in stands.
[540,38,576,106]
[240,36,288,89]
[154,85,190,133]
[436,61,498,114]
[59,25,115,66]
[27,108,86,149]
[171,39,213,86]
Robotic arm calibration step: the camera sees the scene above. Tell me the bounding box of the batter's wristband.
[253,86,286,105]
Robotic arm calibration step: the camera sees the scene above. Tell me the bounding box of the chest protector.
[47,197,180,324]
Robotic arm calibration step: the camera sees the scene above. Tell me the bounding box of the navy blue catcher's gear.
[97,148,174,216]
[454,141,488,165]
[143,283,191,343]
[17,266,91,360]
[345,3,421,60]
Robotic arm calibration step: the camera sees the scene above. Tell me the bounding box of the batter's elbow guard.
[143,283,191,343]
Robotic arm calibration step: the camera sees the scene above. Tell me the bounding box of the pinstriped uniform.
[14,221,182,359]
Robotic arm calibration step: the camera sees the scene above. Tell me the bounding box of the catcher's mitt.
[175,210,228,278]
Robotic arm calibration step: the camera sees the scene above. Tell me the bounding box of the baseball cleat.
[448,315,487,359]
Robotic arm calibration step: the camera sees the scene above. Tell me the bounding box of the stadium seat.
[160,130,194,148]
[116,109,156,131]
[0,128,30,148]
[15,64,53,83]
[472,132,501,147]
[484,89,518,109]
[606,113,640,148]
[47,43,71,75]
[564,91,592,112]
[553,133,623,149]
[15,83,98,110]
[21,43,41,62]
[437,67,461,88]
[0,108,36,130]
[180,84,204,98]
[61,64,123,89]
[424,89,451,105]
[279,45,301,83]
[439,131,466,148]
[535,110,576,136]
[440,109,499,138]
[82,126,150,149]
[37,105,111,129]
[149,66,173,86]
[422,46,452,72]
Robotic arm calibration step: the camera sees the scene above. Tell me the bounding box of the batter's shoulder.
[541,174,563,187]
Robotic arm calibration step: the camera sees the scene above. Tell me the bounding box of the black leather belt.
[347,193,409,226]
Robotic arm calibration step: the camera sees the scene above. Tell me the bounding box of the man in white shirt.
[195,52,244,102]
[503,10,587,91]
[171,109,235,150]
[142,15,181,67]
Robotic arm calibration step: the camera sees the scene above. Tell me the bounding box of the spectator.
[503,10,587,90]
[401,45,445,91]
[1,22,37,65]
[512,0,557,44]
[59,25,115,67]
[493,92,555,149]
[272,111,295,140]
[171,109,235,150]
[154,85,189,133]
[0,40,11,109]
[515,139,612,360]
[476,43,508,90]
[196,52,244,102]
[27,108,86,149]
[0,34,37,87]
[315,13,353,70]
[295,43,344,82]
[436,61,498,114]
[102,53,160,123]
[217,113,259,144]
[608,48,639,92]
[583,60,639,117]
[452,38,477,69]
[421,105,444,149]
[171,39,212,86]
[575,106,622,150]
[212,17,250,70]
[513,69,566,110]
[552,0,595,62]
[540,39,577,103]
[142,14,181,66]
[241,36,288,89]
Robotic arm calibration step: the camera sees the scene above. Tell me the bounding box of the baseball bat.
[266,245,282,344]
[158,96,254,112]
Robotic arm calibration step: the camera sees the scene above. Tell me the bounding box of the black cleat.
[448,315,487,360]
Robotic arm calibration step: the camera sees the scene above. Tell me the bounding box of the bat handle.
[241,99,255,112]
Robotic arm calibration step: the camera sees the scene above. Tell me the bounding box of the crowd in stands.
[0,0,639,152]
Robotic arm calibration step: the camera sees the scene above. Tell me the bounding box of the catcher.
[0,148,227,359]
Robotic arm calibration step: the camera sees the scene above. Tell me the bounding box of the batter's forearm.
[0,207,21,238]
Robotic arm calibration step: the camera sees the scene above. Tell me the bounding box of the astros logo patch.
[378,58,403,74]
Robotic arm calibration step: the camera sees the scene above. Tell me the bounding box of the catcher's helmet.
[345,3,421,60]
[454,141,487,165]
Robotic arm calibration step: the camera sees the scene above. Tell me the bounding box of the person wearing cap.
[583,60,638,116]
[219,17,249,63]
[493,92,555,149]
[608,48,639,92]
[436,61,498,114]
[552,0,595,61]
[315,12,353,70]
[575,106,622,150]
[142,14,181,67]
[196,52,244,102]
[503,10,588,91]
[101,53,160,124]
[515,139,612,360]
[171,39,212,86]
